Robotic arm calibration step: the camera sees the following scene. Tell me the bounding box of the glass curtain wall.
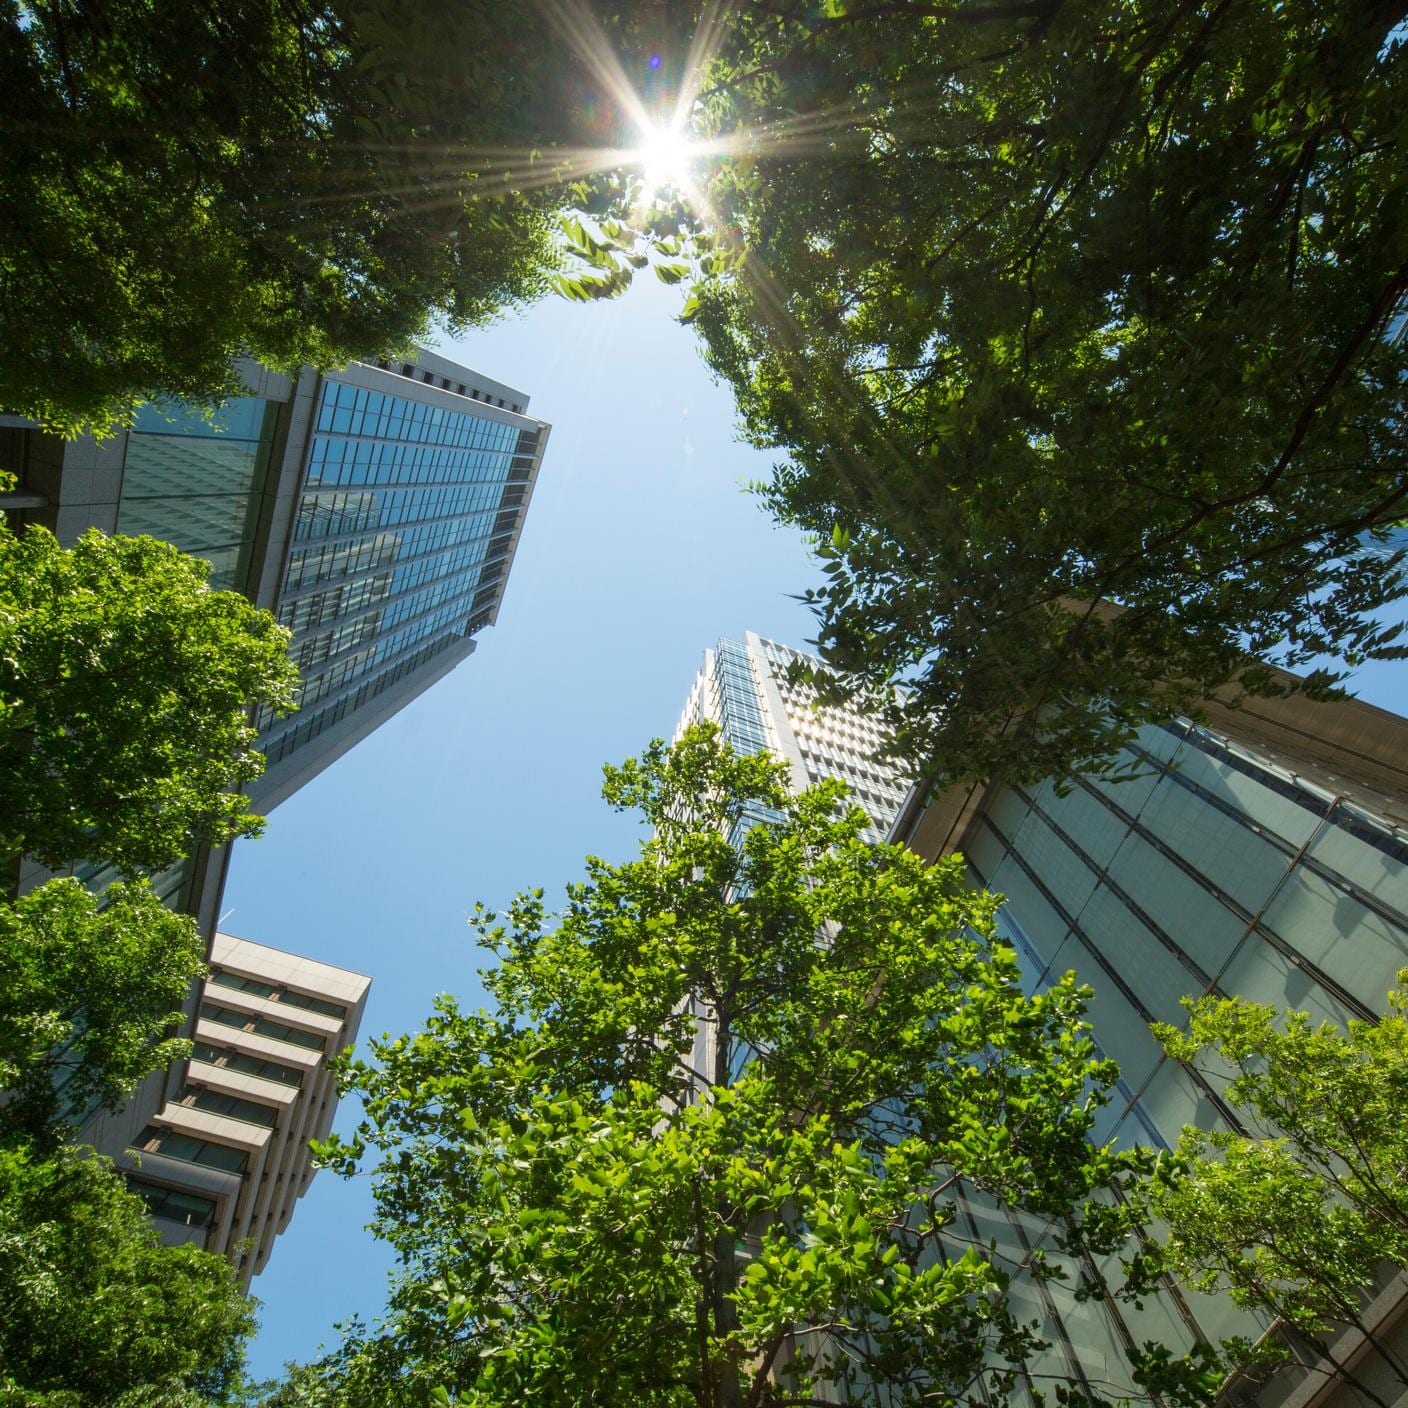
[954,718,1408,1400]
[261,378,535,766]
[117,397,281,591]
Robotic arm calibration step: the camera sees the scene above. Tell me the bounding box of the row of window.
[209,970,347,1019]
[192,1040,303,1087]
[200,1002,325,1053]
[293,483,506,543]
[317,380,521,452]
[305,434,516,489]
[294,612,381,671]
[178,1084,278,1128]
[135,1126,248,1174]
[267,592,478,741]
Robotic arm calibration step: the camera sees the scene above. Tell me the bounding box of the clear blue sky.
[224,274,825,1378]
[224,273,1408,1380]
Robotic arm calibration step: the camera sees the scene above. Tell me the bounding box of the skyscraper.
[5,347,549,932]
[674,631,910,843]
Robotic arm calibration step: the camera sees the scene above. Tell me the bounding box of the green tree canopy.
[1146,984,1408,1407]
[0,1143,255,1407]
[0,877,204,1151]
[0,521,299,877]
[298,726,1191,1408]
[0,0,659,435]
[661,0,1408,788]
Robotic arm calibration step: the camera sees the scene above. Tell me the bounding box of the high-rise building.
[893,685,1408,1408]
[7,347,546,926]
[5,348,549,923]
[91,932,371,1283]
[674,631,910,842]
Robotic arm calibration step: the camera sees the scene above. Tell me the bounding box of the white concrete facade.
[116,933,370,1283]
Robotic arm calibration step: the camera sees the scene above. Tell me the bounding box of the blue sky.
[224,273,824,1378]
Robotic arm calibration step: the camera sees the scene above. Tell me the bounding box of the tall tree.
[1146,985,1408,1407]
[0,1143,256,1407]
[0,519,299,878]
[661,0,1408,788]
[299,726,1195,1408]
[0,877,204,1151]
[0,0,650,435]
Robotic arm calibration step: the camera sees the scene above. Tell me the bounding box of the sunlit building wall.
[674,630,909,842]
[105,933,370,1284]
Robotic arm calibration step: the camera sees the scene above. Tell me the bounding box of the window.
[134,1126,248,1174]
[208,970,346,1020]
[180,1085,278,1128]
[128,1177,218,1227]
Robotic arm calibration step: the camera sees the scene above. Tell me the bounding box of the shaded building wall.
[893,691,1408,1408]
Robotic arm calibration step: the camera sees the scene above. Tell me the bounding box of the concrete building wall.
[113,933,370,1284]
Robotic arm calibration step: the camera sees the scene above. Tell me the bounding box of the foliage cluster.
[560,0,1408,788]
[1144,986,1408,1406]
[0,516,299,1402]
[0,521,300,875]
[0,0,655,434]
[295,727,1186,1408]
[0,1145,256,1408]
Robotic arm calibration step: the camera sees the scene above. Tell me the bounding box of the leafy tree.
[0,520,299,878]
[0,1143,255,1407]
[0,1,654,435]
[1146,984,1408,1408]
[301,725,1191,1408]
[653,0,1408,788]
[0,877,204,1151]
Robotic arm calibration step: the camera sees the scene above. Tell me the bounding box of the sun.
[631,124,698,194]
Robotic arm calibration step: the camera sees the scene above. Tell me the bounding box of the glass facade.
[950,717,1408,1399]
[117,397,280,591]
[261,377,540,769]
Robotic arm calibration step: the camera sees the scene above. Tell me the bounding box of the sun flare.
[632,124,698,193]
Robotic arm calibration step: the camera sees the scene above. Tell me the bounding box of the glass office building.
[897,694,1408,1407]
[255,371,543,801]
[5,349,550,822]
